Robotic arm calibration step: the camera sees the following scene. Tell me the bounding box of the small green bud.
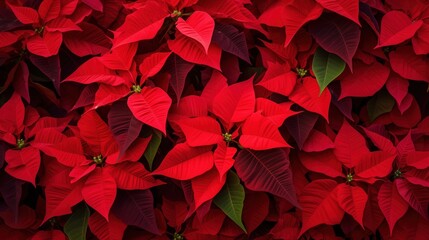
[93,155,104,165]
[394,169,402,179]
[222,132,232,142]
[16,138,25,149]
[34,26,44,35]
[132,85,142,93]
[382,47,391,53]
[173,233,184,240]
[172,10,182,18]
[296,68,308,78]
[346,173,353,183]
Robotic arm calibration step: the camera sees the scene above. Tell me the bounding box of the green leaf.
[64,203,90,240]
[214,171,246,233]
[367,90,395,122]
[312,47,346,94]
[144,131,162,171]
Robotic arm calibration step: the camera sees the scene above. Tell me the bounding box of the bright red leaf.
[176,11,214,53]
[82,168,117,220]
[299,179,344,236]
[289,77,331,122]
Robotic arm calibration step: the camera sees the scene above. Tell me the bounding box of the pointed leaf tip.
[312,47,346,94]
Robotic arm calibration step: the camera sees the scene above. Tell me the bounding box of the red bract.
[2,0,429,239]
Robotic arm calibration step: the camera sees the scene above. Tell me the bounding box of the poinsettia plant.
[1,0,429,239]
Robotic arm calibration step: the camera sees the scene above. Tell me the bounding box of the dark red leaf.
[29,54,61,93]
[212,23,250,63]
[242,191,269,234]
[63,22,111,57]
[31,230,66,240]
[363,186,385,232]
[390,210,429,240]
[11,61,30,103]
[284,112,318,149]
[309,13,361,68]
[81,0,103,11]
[112,190,159,235]
[396,179,429,220]
[0,205,36,229]
[108,100,143,156]
[165,54,194,104]
[195,0,264,33]
[235,149,298,207]
[302,129,335,152]
[0,172,23,219]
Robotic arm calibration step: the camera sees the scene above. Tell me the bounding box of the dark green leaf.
[64,203,90,240]
[312,47,346,94]
[367,90,395,122]
[144,131,162,170]
[214,171,246,233]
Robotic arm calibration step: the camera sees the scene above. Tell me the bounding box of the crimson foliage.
[1,0,429,239]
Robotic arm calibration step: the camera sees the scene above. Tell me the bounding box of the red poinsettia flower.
[5,0,83,57]
[152,72,295,212]
[0,92,40,185]
[168,73,291,178]
[297,119,398,237]
[37,110,162,221]
[363,129,429,234]
[63,43,172,135]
